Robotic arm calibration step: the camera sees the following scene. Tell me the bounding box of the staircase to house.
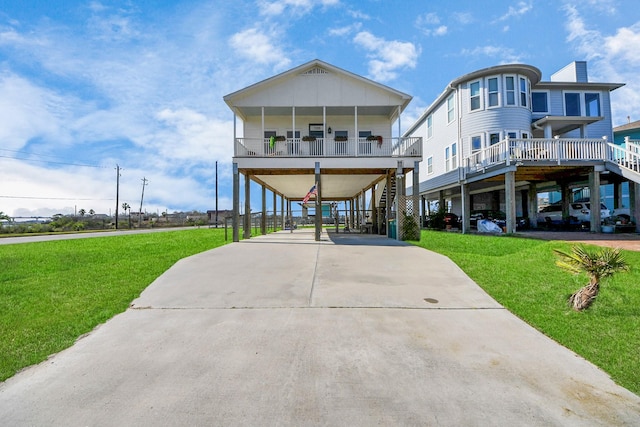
[606,142,640,185]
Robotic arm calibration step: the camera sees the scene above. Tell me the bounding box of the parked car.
[537,201,610,226]
[470,210,529,230]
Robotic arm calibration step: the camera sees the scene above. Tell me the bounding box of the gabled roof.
[614,119,640,133]
[223,59,413,120]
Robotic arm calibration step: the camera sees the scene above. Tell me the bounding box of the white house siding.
[461,107,533,152]
[243,114,393,140]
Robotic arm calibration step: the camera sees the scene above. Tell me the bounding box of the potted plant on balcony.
[302,135,316,142]
[275,135,286,141]
[334,135,348,142]
[367,135,383,147]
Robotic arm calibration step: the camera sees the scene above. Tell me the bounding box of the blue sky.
[1,0,640,217]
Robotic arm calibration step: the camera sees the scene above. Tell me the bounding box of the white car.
[537,201,610,226]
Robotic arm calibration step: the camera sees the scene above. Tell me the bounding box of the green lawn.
[1,228,639,396]
[0,229,228,382]
[410,230,640,396]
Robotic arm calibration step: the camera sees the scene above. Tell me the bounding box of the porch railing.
[465,138,609,172]
[234,137,422,158]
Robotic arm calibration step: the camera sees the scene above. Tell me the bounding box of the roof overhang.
[532,115,603,135]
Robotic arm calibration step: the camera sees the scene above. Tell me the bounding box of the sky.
[1,0,640,218]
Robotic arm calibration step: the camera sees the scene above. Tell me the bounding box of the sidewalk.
[1,229,639,426]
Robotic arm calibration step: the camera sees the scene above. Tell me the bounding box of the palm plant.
[554,245,629,311]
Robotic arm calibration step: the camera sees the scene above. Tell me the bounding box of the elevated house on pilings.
[404,61,640,233]
[224,59,422,241]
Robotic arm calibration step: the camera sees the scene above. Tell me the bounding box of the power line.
[0,154,108,169]
[0,195,113,201]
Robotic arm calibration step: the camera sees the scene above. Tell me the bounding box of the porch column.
[292,106,295,141]
[371,185,377,234]
[421,195,426,228]
[630,181,640,232]
[613,181,623,210]
[461,183,470,233]
[386,171,392,237]
[315,162,321,241]
[544,124,552,139]
[439,190,445,213]
[354,106,358,156]
[561,182,571,225]
[280,196,285,231]
[528,183,538,229]
[589,167,602,232]
[413,160,420,234]
[261,107,265,141]
[232,163,239,242]
[288,199,293,234]
[505,171,516,233]
[273,191,277,231]
[261,184,266,235]
[244,174,251,239]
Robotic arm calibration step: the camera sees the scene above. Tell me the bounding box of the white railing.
[608,142,640,174]
[234,137,422,158]
[465,138,609,172]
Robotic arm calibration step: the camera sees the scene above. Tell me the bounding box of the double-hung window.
[505,76,516,105]
[470,81,481,111]
[487,77,499,107]
[445,142,457,172]
[427,156,433,175]
[447,94,455,123]
[519,77,528,108]
[426,115,433,139]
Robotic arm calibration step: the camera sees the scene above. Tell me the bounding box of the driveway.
[1,229,639,426]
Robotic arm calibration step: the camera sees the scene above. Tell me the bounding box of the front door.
[309,124,324,155]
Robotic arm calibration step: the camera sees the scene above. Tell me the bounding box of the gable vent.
[302,67,328,76]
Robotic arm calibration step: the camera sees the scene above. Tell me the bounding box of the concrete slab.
[1,229,639,426]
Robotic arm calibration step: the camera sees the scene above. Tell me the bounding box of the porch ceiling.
[234,105,398,119]
[246,169,390,201]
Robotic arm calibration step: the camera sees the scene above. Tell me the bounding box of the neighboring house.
[224,59,422,241]
[404,61,640,232]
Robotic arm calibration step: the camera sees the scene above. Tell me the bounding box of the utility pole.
[115,164,121,229]
[139,177,148,227]
[215,160,219,227]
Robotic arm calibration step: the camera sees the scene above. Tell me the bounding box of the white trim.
[469,79,482,111]
[486,76,500,108]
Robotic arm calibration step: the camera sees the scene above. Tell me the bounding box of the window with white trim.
[471,135,482,153]
[489,132,500,145]
[445,142,457,171]
[507,131,517,139]
[427,115,433,138]
[505,76,516,105]
[522,132,529,139]
[531,91,548,113]
[519,77,528,108]
[564,92,581,116]
[585,93,600,116]
[470,81,481,111]
[487,77,499,107]
[427,156,433,175]
[447,93,455,123]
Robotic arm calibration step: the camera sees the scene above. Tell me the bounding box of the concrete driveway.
[1,229,639,426]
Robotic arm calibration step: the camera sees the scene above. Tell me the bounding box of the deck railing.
[465,138,610,172]
[234,137,422,158]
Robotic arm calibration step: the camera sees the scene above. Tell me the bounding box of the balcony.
[464,138,610,173]
[234,136,422,158]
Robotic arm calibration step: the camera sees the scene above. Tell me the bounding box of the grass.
[0,228,228,382]
[2,228,639,396]
[410,230,640,395]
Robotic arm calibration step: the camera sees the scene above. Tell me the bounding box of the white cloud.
[0,73,71,150]
[257,0,340,16]
[452,12,473,25]
[459,45,524,64]
[415,13,448,36]
[229,28,291,67]
[495,1,533,22]
[353,31,420,81]
[562,6,640,125]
